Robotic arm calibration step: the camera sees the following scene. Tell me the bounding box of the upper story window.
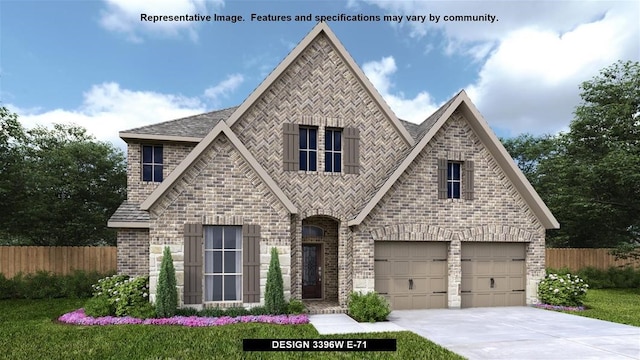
[447,162,461,199]
[142,145,163,182]
[299,127,317,171]
[325,128,342,173]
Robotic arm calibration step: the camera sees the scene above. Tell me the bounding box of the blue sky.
[2,0,638,151]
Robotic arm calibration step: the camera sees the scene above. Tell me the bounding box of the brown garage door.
[375,242,448,310]
[461,242,526,308]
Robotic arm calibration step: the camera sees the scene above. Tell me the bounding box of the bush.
[84,295,113,317]
[155,246,178,318]
[0,270,108,300]
[249,306,270,315]
[92,274,130,298]
[86,274,151,318]
[287,299,306,314]
[547,266,640,289]
[538,273,588,306]
[60,270,105,298]
[264,247,286,315]
[347,291,390,323]
[0,273,17,299]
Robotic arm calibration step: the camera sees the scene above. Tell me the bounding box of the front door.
[302,243,322,299]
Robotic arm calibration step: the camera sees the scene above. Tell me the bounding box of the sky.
[1,0,638,151]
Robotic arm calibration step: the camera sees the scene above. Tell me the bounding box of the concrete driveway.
[389,307,640,360]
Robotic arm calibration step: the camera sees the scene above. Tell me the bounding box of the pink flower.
[58,309,310,327]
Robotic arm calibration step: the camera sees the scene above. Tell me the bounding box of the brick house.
[108,23,559,311]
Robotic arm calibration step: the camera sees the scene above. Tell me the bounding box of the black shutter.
[438,158,448,199]
[243,224,261,303]
[283,123,299,171]
[344,127,360,174]
[464,160,475,200]
[183,223,203,305]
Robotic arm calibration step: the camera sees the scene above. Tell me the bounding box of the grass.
[0,299,464,360]
[560,288,640,326]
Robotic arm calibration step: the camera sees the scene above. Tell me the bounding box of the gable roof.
[349,90,560,230]
[107,201,150,228]
[223,22,414,147]
[119,107,238,142]
[139,120,297,214]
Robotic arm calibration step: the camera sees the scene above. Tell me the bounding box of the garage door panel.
[461,242,526,308]
[375,242,448,310]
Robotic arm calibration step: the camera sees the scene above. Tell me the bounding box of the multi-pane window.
[204,226,242,302]
[302,225,324,237]
[447,162,461,199]
[142,145,163,182]
[325,128,342,173]
[299,127,317,171]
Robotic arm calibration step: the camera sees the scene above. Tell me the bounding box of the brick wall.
[357,111,546,306]
[117,229,149,276]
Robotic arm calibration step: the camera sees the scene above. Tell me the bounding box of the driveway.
[389,307,640,360]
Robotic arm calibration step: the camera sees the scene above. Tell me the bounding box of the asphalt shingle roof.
[121,106,238,139]
[108,202,149,223]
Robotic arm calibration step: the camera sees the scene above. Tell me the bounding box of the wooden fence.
[1,246,637,278]
[0,246,117,278]
[546,248,640,271]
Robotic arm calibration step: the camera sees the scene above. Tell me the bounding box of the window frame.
[447,161,462,199]
[204,226,243,302]
[324,128,342,173]
[299,126,318,171]
[141,144,163,182]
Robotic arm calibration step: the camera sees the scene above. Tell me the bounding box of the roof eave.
[119,132,203,143]
[107,221,150,229]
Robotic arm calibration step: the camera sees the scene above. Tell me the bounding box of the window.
[447,162,461,199]
[325,128,342,173]
[299,127,317,171]
[302,225,324,237]
[204,226,242,302]
[142,145,163,182]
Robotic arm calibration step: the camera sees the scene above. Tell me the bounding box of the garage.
[461,242,526,308]
[374,241,448,310]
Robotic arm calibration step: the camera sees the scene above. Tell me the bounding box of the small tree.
[156,246,178,318]
[264,247,286,314]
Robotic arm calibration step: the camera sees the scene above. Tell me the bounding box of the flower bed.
[533,303,585,312]
[59,308,309,327]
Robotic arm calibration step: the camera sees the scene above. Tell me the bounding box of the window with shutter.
[283,123,299,171]
[242,224,260,303]
[343,127,360,174]
[184,223,203,305]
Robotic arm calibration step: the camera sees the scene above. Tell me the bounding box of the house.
[108,22,559,311]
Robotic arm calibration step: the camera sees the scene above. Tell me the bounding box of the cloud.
[100,0,223,42]
[204,74,244,105]
[353,0,639,136]
[362,56,438,122]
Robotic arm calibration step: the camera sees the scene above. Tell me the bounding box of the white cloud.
[204,74,244,105]
[100,0,223,42]
[354,0,639,136]
[10,83,208,151]
[362,56,438,122]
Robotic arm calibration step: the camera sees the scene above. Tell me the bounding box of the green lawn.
[561,288,640,326]
[0,299,464,360]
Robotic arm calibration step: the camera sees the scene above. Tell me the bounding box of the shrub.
[22,271,63,299]
[60,270,106,298]
[287,299,306,314]
[538,273,588,307]
[155,246,178,318]
[264,247,286,315]
[0,273,17,299]
[223,307,251,317]
[249,306,270,315]
[347,291,390,323]
[92,274,130,298]
[111,276,151,317]
[84,295,113,317]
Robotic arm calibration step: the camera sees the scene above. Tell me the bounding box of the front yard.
[0,299,464,359]
[560,288,640,326]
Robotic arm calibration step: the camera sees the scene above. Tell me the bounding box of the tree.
[264,247,286,314]
[156,246,177,318]
[0,108,126,245]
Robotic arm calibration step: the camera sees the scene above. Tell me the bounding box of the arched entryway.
[301,216,339,302]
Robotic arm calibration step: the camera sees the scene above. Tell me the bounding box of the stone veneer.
[355,111,546,307]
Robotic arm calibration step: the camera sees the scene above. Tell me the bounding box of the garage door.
[461,242,526,308]
[375,242,448,310]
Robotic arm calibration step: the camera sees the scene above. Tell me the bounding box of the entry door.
[302,244,322,299]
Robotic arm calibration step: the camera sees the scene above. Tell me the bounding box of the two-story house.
[108,22,559,312]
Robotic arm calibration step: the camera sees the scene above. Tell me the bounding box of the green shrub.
[0,273,17,299]
[538,273,588,306]
[347,291,390,323]
[21,271,63,299]
[84,295,114,317]
[287,299,306,314]
[264,247,286,315]
[92,274,130,297]
[248,306,270,315]
[155,246,178,318]
[128,301,156,319]
[60,270,106,298]
[198,307,226,317]
[223,306,251,317]
[111,276,150,317]
[175,307,200,316]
